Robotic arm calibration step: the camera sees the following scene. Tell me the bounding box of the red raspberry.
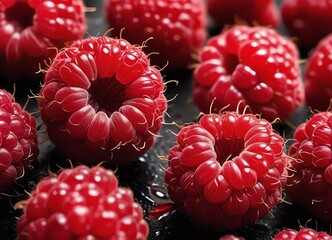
[104,0,207,71]
[165,112,289,230]
[305,34,332,111]
[16,165,149,240]
[286,112,332,223]
[193,25,304,122]
[281,0,332,50]
[38,36,167,164]
[0,0,86,80]
[273,227,332,240]
[208,0,280,29]
[219,234,245,240]
[0,89,38,191]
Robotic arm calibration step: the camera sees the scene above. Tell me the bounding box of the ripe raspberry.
[208,0,280,29]
[38,36,167,164]
[193,25,304,122]
[304,34,332,111]
[105,0,207,71]
[281,0,332,50]
[219,234,245,240]
[165,112,289,230]
[273,228,332,240]
[16,165,149,240]
[0,0,86,80]
[0,89,38,191]
[286,111,332,223]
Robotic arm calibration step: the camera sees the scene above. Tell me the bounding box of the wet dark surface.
[0,0,331,240]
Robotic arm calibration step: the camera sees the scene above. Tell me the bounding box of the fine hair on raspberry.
[38,35,167,165]
[165,111,289,230]
[0,89,38,191]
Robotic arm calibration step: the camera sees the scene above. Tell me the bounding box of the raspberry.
[0,89,38,191]
[281,0,332,50]
[273,228,332,240]
[208,0,280,29]
[38,36,167,164]
[105,0,207,71]
[16,165,149,240]
[165,112,288,230]
[0,0,86,80]
[193,25,304,122]
[219,234,245,240]
[286,111,332,223]
[304,34,332,111]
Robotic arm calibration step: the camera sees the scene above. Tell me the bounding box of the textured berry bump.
[273,227,332,240]
[286,112,332,223]
[16,165,149,240]
[0,0,86,79]
[38,36,167,164]
[208,0,280,29]
[305,34,332,111]
[105,0,207,71]
[165,112,289,230]
[0,89,38,191]
[193,25,304,122]
[282,0,332,50]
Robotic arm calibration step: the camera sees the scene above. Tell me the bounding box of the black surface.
[1,1,331,240]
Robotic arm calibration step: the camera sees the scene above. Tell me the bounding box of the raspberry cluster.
[273,227,332,240]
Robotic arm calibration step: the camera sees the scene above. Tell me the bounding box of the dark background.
[0,0,330,239]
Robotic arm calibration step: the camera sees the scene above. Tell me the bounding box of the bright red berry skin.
[38,36,167,165]
[105,0,207,71]
[273,228,332,240]
[305,34,332,111]
[208,0,280,29]
[0,0,86,79]
[281,0,332,50]
[286,112,332,223]
[193,25,304,122]
[16,165,149,240]
[165,112,289,230]
[0,89,38,191]
[219,234,245,240]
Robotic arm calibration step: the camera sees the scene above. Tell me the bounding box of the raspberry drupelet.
[38,35,167,165]
[165,112,289,230]
[16,165,149,240]
[193,25,304,122]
